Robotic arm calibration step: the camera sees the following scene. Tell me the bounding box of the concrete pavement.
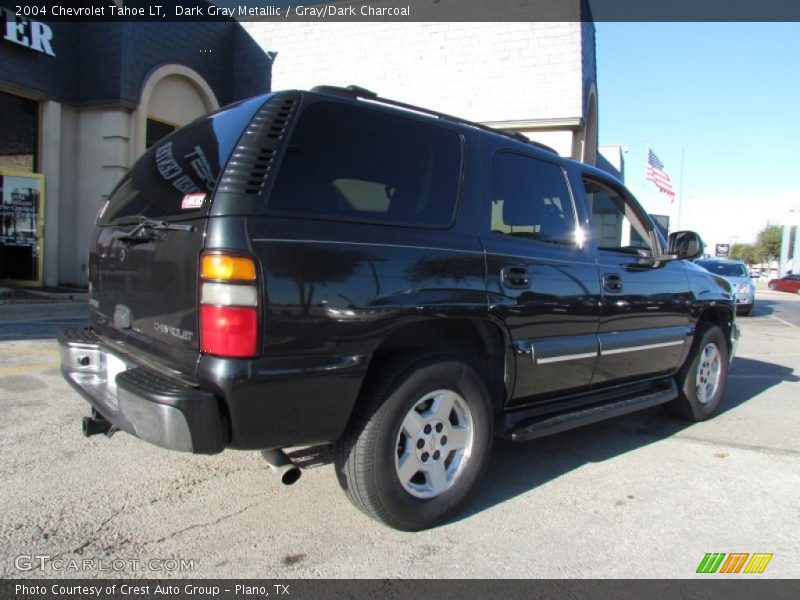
[0,306,798,579]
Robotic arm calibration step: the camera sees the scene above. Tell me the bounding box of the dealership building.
[1,0,608,287]
[0,5,270,286]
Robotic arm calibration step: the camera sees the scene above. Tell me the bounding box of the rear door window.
[267,101,462,228]
[490,152,577,245]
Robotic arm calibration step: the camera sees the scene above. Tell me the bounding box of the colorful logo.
[697,553,773,574]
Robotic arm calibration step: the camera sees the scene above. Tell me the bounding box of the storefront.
[0,3,271,285]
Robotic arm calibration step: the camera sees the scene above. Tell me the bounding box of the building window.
[146,118,176,149]
[0,90,38,172]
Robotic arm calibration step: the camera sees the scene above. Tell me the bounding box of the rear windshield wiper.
[118,217,196,243]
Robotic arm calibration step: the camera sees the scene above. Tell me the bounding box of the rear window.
[98,95,268,224]
[267,101,462,228]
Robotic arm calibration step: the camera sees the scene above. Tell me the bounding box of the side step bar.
[510,380,678,443]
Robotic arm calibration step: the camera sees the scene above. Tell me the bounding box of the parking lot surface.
[1,294,798,578]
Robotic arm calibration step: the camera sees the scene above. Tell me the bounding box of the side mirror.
[668,230,704,260]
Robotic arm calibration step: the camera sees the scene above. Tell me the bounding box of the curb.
[0,302,89,323]
[756,289,800,300]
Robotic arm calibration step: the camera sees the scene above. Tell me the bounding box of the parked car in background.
[768,273,800,294]
[695,259,756,316]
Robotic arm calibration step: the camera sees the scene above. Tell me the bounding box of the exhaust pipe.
[82,415,115,437]
[261,448,302,485]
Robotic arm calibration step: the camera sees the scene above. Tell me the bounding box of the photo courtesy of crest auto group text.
[1,0,799,594]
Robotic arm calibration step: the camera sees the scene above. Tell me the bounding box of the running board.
[510,380,678,443]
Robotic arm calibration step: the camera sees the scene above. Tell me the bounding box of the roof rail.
[311,84,378,99]
[308,85,559,155]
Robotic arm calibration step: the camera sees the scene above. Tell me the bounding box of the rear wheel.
[669,322,729,421]
[334,353,493,531]
[769,282,777,290]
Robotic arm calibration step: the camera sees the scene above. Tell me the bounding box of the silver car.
[695,258,756,316]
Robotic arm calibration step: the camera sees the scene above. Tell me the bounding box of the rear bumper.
[59,328,227,454]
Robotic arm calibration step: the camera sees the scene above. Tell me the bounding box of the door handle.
[603,273,623,293]
[502,266,531,289]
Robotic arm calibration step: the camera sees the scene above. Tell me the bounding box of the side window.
[268,101,462,228]
[490,152,577,245]
[582,177,654,255]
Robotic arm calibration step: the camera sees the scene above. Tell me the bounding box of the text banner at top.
[4,0,800,22]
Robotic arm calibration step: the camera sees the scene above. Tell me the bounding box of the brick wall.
[243,20,591,124]
[0,2,271,108]
[581,20,597,121]
[0,17,80,102]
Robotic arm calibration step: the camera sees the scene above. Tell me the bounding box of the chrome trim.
[600,340,684,356]
[251,238,484,255]
[536,351,598,365]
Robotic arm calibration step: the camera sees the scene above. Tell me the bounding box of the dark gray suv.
[60,86,739,530]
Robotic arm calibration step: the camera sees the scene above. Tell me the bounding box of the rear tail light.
[199,253,259,358]
[200,305,258,357]
[201,254,257,280]
[201,282,258,307]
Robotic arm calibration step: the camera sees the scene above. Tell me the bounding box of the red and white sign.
[181,193,206,210]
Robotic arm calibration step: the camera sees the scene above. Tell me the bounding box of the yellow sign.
[0,170,45,286]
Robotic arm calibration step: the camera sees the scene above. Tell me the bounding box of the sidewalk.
[0,286,88,322]
[0,285,88,304]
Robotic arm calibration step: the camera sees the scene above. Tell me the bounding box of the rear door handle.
[603,273,623,293]
[502,266,531,289]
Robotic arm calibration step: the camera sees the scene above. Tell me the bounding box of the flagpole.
[677,149,685,230]
[645,140,651,211]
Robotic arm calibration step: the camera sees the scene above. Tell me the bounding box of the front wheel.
[334,354,493,531]
[669,322,729,421]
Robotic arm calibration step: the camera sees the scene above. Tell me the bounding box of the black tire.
[738,304,754,317]
[768,282,777,290]
[334,353,494,531]
[669,322,729,421]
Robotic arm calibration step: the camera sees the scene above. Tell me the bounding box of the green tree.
[730,243,757,264]
[755,225,784,263]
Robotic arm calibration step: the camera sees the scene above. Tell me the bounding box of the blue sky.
[596,22,800,247]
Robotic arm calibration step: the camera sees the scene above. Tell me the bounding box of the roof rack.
[309,85,559,155]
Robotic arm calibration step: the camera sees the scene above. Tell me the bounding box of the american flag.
[646,148,676,202]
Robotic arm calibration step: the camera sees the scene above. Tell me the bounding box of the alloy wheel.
[394,389,474,499]
[695,342,722,405]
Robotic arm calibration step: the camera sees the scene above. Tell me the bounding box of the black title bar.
[2,0,800,22]
[4,579,800,600]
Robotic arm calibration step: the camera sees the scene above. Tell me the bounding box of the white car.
[695,259,756,316]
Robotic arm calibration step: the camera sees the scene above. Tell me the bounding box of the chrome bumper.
[58,328,226,454]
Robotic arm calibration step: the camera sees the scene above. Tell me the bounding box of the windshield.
[696,261,748,277]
